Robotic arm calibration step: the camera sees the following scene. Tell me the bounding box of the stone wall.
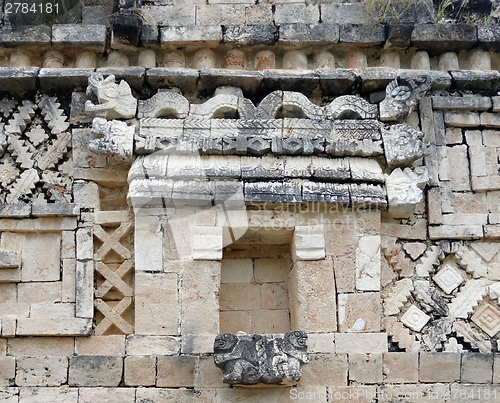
[1,0,500,401]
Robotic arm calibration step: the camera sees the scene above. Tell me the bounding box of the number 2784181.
[5,2,59,14]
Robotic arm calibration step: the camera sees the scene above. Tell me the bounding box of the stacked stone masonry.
[3,0,500,400]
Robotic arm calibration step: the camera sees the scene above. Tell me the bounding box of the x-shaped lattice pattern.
[93,218,134,335]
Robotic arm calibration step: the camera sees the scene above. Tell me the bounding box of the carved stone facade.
[3,4,500,399]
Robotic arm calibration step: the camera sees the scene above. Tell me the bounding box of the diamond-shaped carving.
[433,262,464,294]
[401,304,430,332]
[470,242,500,263]
[471,303,500,337]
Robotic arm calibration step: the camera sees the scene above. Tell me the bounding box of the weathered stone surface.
[124,356,156,386]
[419,352,461,382]
[461,353,493,383]
[348,353,383,384]
[75,335,125,356]
[79,388,135,403]
[289,259,337,333]
[135,272,178,336]
[0,357,15,386]
[68,356,123,387]
[471,303,500,337]
[157,355,197,387]
[19,387,78,403]
[336,333,388,354]
[338,292,381,332]
[126,335,180,356]
[413,279,448,317]
[383,352,418,383]
[89,118,134,161]
[298,354,347,387]
[356,235,381,291]
[411,24,477,52]
[383,278,413,316]
[16,356,67,386]
[454,321,492,353]
[340,23,385,45]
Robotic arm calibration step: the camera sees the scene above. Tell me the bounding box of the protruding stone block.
[292,225,325,262]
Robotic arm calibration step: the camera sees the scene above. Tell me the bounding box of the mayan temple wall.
[2,0,500,401]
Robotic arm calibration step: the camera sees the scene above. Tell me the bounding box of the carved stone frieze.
[213,331,308,385]
[90,118,135,162]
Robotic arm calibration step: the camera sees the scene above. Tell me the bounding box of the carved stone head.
[214,333,238,353]
[379,76,431,122]
[284,330,308,350]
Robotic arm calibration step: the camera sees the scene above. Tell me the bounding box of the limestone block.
[17,282,61,304]
[75,335,125,356]
[79,388,135,403]
[253,258,290,283]
[125,335,180,355]
[461,353,493,383]
[195,356,227,389]
[383,352,418,383]
[336,333,388,354]
[254,50,275,70]
[298,354,347,387]
[333,255,355,294]
[220,283,260,311]
[16,318,91,336]
[338,292,381,333]
[292,225,325,261]
[261,283,288,310]
[355,235,381,291]
[21,233,60,282]
[15,356,68,386]
[136,388,215,403]
[124,356,156,386]
[275,4,319,24]
[18,387,78,403]
[196,4,244,25]
[8,337,73,356]
[494,354,500,383]
[134,215,162,273]
[444,111,480,127]
[135,272,178,335]
[347,51,367,69]
[348,353,383,384]
[29,303,75,319]
[62,259,76,303]
[68,356,123,387]
[251,309,290,334]
[419,352,461,382]
[192,226,223,260]
[289,259,336,333]
[180,260,220,336]
[0,285,16,303]
[220,311,250,334]
[378,384,444,403]
[0,252,19,269]
[181,334,214,354]
[0,357,14,386]
[157,356,197,387]
[221,259,253,283]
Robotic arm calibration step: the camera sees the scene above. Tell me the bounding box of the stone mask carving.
[85,73,137,120]
[213,330,308,385]
[379,76,431,122]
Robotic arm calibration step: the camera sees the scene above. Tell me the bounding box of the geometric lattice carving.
[382,316,419,352]
[471,303,500,337]
[93,217,134,335]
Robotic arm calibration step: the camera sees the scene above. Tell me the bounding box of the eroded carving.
[379,76,431,122]
[85,73,137,120]
[214,331,308,385]
[385,166,428,217]
[382,124,430,168]
[90,118,135,161]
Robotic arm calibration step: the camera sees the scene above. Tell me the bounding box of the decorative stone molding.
[213,330,308,385]
[291,225,325,262]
